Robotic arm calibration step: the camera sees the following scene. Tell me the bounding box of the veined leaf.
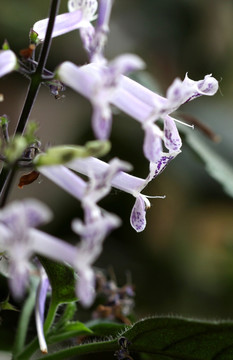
[39,256,77,304]
[121,316,233,360]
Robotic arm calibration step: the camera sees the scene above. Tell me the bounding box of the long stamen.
[173,117,194,129]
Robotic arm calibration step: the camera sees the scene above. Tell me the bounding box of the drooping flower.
[33,0,98,42]
[57,54,145,140]
[0,50,18,78]
[0,199,75,298]
[57,60,218,162]
[66,154,176,232]
[37,159,131,305]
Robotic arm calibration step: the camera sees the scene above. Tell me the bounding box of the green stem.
[13,281,37,356]
[16,298,59,360]
[37,339,118,360]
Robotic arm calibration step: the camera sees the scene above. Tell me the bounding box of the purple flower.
[0,50,18,78]
[33,0,98,42]
[57,55,145,140]
[72,209,120,307]
[35,267,50,354]
[37,160,129,305]
[0,199,75,298]
[57,61,218,162]
[67,155,173,232]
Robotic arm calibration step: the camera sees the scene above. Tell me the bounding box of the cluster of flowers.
[0,0,218,353]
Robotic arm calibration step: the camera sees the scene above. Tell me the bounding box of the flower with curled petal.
[57,60,218,163]
[66,155,179,233]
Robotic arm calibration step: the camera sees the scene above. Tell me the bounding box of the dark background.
[1,0,233,326]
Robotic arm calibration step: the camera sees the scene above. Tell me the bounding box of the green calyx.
[34,140,111,167]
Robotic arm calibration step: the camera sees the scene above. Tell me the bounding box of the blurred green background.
[1,0,233,326]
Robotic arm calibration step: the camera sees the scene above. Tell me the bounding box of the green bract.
[33,140,111,166]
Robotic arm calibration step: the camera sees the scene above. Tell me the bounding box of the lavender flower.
[35,267,50,354]
[57,55,145,140]
[0,50,18,78]
[57,61,218,162]
[33,0,98,42]
[37,159,131,305]
[0,199,75,298]
[66,155,173,232]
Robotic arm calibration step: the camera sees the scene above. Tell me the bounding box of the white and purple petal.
[130,195,147,233]
[35,268,50,354]
[143,122,163,163]
[163,115,182,152]
[33,10,84,41]
[0,50,17,78]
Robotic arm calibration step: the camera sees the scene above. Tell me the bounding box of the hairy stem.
[16,297,59,360]
[13,280,38,356]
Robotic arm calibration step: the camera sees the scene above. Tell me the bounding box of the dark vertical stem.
[0,0,61,207]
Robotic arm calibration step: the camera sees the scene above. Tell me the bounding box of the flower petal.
[143,123,163,163]
[92,104,112,139]
[35,269,50,354]
[33,10,84,41]
[163,115,182,151]
[130,195,147,233]
[0,50,17,78]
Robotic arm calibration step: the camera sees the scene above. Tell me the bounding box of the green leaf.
[47,321,93,345]
[86,319,127,337]
[182,127,233,199]
[0,296,18,312]
[38,256,77,304]
[121,316,233,360]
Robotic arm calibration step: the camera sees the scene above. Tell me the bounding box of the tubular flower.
[57,60,218,162]
[0,50,18,78]
[0,199,76,299]
[37,159,131,305]
[66,155,175,232]
[33,0,98,42]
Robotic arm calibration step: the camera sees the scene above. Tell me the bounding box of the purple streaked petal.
[163,115,182,151]
[0,50,17,78]
[35,269,50,354]
[33,10,85,41]
[166,73,219,108]
[143,123,163,163]
[130,196,147,233]
[184,73,219,98]
[147,150,181,181]
[92,104,112,139]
